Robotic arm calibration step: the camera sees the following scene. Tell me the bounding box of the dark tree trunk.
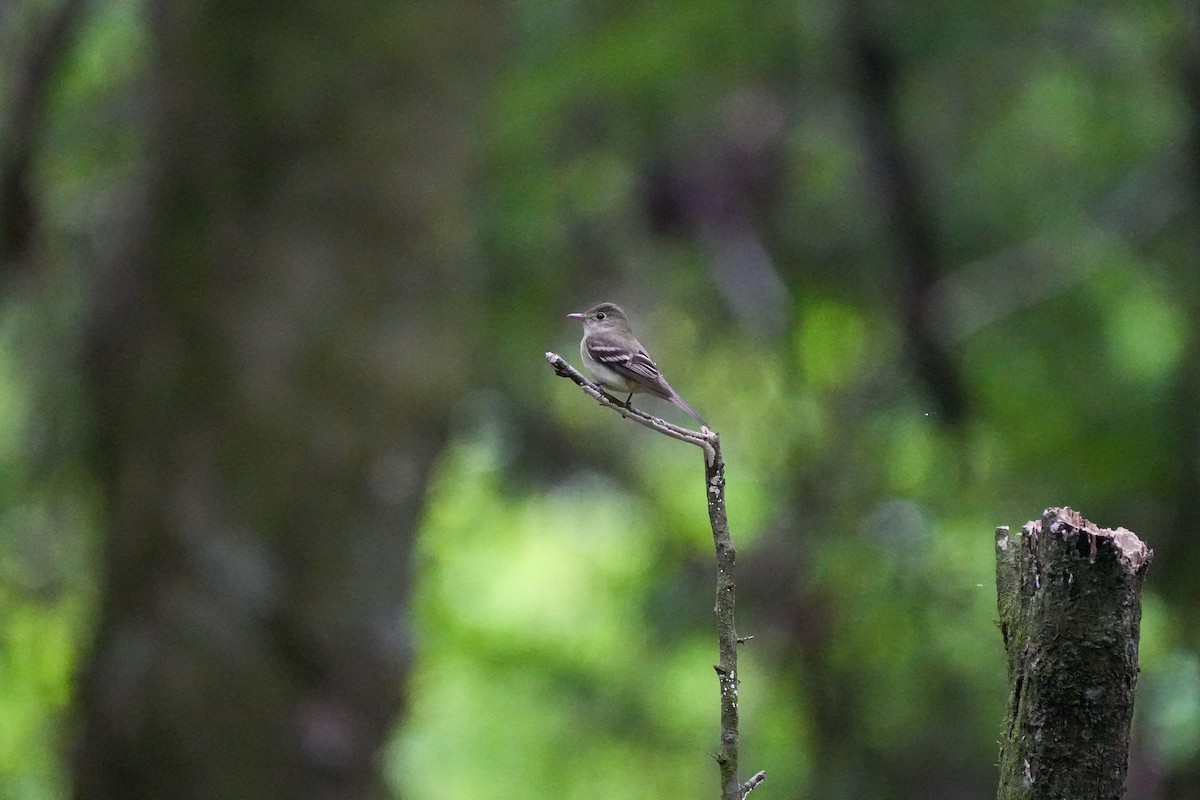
[845,0,968,426]
[71,4,499,799]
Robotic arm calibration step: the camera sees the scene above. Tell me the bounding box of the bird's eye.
[596,311,606,320]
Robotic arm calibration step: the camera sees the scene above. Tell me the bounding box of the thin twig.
[545,352,716,462]
[706,435,740,800]
[546,352,763,800]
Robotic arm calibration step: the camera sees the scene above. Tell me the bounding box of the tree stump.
[995,507,1152,800]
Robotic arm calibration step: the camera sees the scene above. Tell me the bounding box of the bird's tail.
[669,392,708,428]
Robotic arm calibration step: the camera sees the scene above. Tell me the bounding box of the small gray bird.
[567,302,708,427]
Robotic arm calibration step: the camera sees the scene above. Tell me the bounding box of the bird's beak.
[567,312,585,320]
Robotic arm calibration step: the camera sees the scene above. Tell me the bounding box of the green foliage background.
[4,0,1200,797]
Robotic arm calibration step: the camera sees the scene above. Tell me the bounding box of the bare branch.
[546,351,764,800]
[544,352,716,463]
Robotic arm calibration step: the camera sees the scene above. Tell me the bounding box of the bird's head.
[567,302,632,335]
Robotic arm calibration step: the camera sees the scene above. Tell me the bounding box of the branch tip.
[740,770,767,797]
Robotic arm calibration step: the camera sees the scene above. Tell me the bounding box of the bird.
[567,302,708,428]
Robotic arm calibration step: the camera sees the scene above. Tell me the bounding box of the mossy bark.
[996,507,1152,800]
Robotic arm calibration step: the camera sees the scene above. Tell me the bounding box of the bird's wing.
[584,335,673,399]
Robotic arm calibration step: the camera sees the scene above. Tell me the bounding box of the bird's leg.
[624,393,634,409]
[595,386,628,408]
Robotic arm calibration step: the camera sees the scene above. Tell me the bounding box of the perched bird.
[567,302,708,427]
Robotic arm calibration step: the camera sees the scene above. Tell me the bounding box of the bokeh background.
[2,1,1199,798]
